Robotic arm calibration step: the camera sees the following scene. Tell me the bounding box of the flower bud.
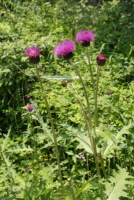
[25,168,30,171]
[97,54,106,66]
[106,91,112,96]
[61,81,67,87]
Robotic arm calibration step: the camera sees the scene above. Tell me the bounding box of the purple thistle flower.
[106,91,112,96]
[27,104,34,112]
[54,39,76,60]
[25,46,41,64]
[25,168,30,171]
[61,81,67,87]
[97,54,106,66]
[26,95,31,99]
[25,46,40,58]
[76,29,95,47]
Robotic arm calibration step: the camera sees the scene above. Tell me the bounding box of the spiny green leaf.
[105,166,133,200]
[76,134,93,154]
[65,125,93,154]
[99,96,126,123]
[75,176,97,197]
[1,128,11,152]
[96,127,116,144]
[103,123,134,157]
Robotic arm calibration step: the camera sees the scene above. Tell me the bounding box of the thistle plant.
[53,29,133,200]
[54,31,106,198]
[25,46,64,193]
[22,30,133,200]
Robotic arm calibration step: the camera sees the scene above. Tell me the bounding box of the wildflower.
[25,46,41,64]
[27,104,34,112]
[76,29,95,47]
[97,54,106,66]
[76,153,86,161]
[106,91,112,96]
[26,95,31,99]
[54,39,76,60]
[61,81,67,87]
[25,168,30,171]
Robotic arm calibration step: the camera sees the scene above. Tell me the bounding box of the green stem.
[75,92,100,177]
[67,86,94,152]
[95,65,101,127]
[69,60,104,199]
[100,187,105,200]
[35,65,64,192]
[69,61,101,175]
[68,61,101,177]
[92,137,101,176]
[29,113,38,183]
[86,48,96,98]
[100,153,106,178]
[68,178,76,200]
[107,107,111,127]
[69,60,92,130]
[86,48,98,133]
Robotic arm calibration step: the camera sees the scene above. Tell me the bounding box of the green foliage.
[105,166,133,200]
[102,123,134,158]
[0,0,134,199]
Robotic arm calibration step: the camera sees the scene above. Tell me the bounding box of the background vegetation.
[0,0,134,199]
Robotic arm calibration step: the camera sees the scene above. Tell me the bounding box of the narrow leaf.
[41,75,79,80]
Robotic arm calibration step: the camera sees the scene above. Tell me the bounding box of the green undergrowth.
[0,0,134,199]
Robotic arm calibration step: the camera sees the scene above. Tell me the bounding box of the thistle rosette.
[25,46,41,64]
[97,54,106,66]
[54,39,76,60]
[76,29,95,47]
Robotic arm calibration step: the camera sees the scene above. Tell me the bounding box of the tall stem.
[35,65,63,192]
[86,49,101,128]
[86,48,96,96]
[95,65,101,127]
[68,178,76,200]
[107,107,111,127]
[67,86,93,151]
[68,60,101,176]
[100,152,106,178]
[69,60,92,130]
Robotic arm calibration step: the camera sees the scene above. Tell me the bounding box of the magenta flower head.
[106,91,112,96]
[25,46,41,64]
[25,168,30,171]
[54,39,76,60]
[76,29,95,47]
[27,104,34,112]
[97,54,106,66]
[61,81,67,87]
[26,95,31,99]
